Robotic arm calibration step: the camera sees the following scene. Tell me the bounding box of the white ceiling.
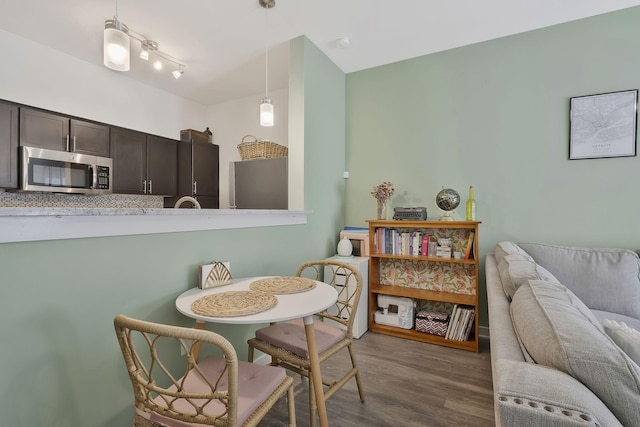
[2,0,640,106]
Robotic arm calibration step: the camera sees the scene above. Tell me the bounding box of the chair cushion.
[511,280,640,427]
[149,355,287,427]
[255,318,348,359]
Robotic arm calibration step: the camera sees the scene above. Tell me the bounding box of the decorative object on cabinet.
[180,128,209,144]
[199,260,232,289]
[337,236,353,257]
[392,206,427,220]
[371,181,394,220]
[340,230,370,257]
[435,187,460,221]
[569,89,638,160]
[237,135,288,160]
[204,127,213,142]
[466,185,477,221]
[367,219,480,352]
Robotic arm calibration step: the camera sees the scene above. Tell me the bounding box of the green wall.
[0,37,346,426]
[345,7,640,328]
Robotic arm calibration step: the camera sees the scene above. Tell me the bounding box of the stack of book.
[445,304,475,341]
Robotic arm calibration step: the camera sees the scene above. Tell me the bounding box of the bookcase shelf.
[367,219,481,352]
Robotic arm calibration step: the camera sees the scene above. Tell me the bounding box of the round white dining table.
[175,276,338,427]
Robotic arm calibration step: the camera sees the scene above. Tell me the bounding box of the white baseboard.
[252,353,271,365]
[479,325,489,339]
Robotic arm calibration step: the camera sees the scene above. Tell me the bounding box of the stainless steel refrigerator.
[230,157,288,209]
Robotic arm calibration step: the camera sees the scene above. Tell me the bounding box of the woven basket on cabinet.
[237,135,288,160]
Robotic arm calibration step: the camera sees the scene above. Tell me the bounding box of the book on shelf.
[445,305,476,341]
[445,304,459,340]
[421,234,429,256]
[464,231,475,259]
[461,309,476,341]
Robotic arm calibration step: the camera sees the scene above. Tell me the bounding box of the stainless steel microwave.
[21,146,112,194]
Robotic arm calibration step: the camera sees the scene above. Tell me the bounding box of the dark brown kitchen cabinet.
[19,108,109,157]
[147,135,178,196]
[111,128,177,196]
[111,128,146,194]
[0,101,18,188]
[166,141,219,208]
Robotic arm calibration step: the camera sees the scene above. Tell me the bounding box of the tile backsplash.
[0,191,164,208]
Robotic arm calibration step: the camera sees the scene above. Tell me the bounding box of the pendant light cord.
[264,6,269,98]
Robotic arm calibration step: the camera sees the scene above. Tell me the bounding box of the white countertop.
[0,208,311,243]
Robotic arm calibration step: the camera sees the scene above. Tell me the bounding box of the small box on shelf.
[415,310,449,336]
[436,246,452,258]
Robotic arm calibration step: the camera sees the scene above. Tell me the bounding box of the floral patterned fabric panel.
[428,228,472,252]
[380,258,476,295]
[416,300,455,314]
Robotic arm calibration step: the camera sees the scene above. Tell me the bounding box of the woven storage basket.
[238,135,288,160]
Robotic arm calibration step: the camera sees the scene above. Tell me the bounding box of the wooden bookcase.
[367,220,480,352]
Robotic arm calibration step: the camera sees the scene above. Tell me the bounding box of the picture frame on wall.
[569,89,638,160]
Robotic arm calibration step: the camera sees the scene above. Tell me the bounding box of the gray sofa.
[486,242,640,426]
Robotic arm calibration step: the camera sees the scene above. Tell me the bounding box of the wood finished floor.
[258,332,494,427]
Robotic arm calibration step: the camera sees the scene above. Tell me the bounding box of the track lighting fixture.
[103,0,186,78]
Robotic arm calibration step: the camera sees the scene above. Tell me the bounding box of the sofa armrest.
[494,360,622,427]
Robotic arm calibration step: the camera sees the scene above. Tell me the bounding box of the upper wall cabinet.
[0,100,18,189]
[19,108,110,157]
[111,127,177,196]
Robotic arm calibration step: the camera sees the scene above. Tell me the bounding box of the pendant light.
[103,0,130,71]
[259,0,275,127]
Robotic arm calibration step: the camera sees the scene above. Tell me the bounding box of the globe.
[435,188,460,221]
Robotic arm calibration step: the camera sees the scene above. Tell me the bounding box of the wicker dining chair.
[114,314,296,427]
[247,260,366,427]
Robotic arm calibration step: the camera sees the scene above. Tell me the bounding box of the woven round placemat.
[191,291,277,317]
[250,276,317,294]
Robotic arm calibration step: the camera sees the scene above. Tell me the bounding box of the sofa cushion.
[604,319,640,366]
[497,253,559,299]
[511,280,640,426]
[518,243,640,318]
[494,241,533,265]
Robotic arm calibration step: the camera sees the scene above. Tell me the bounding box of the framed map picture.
[569,89,638,160]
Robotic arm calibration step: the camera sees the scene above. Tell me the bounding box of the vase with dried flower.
[371,181,395,220]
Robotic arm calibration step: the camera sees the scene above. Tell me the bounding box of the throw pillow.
[497,254,559,300]
[511,280,640,426]
[493,241,533,265]
[518,243,640,318]
[604,319,640,367]
[498,254,538,299]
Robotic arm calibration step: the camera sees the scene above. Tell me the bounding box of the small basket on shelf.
[237,135,288,160]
